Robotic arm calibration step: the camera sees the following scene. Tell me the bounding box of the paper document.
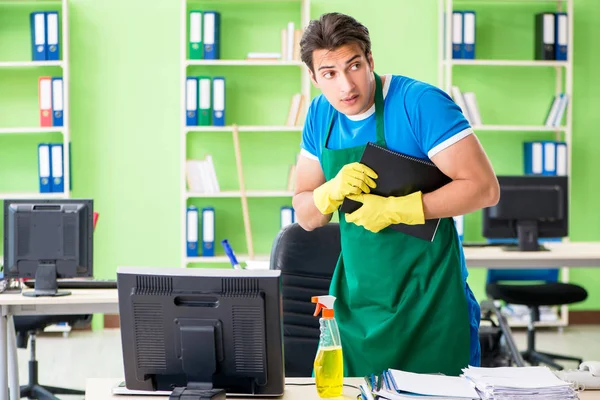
[386,369,479,399]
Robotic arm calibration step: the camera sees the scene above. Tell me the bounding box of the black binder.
[340,142,451,241]
[535,13,556,61]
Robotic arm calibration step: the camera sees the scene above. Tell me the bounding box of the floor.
[12,326,600,398]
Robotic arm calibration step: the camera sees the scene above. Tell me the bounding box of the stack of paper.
[462,366,578,400]
[369,369,479,400]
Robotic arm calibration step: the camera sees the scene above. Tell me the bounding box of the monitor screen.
[3,199,94,296]
[116,267,285,399]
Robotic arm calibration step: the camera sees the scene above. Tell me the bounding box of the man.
[293,12,500,377]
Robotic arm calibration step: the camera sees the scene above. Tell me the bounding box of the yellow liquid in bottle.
[314,346,343,398]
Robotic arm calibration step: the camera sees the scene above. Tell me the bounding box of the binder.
[52,77,64,127]
[524,141,544,175]
[189,11,203,60]
[543,141,556,175]
[535,13,556,60]
[556,142,567,176]
[197,76,212,126]
[186,77,198,126]
[186,206,199,257]
[38,76,52,127]
[555,12,568,61]
[203,11,220,60]
[212,77,225,126]
[462,11,476,59]
[452,11,463,59]
[46,12,60,61]
[38,144,52,193]
[339,142,452,242]
[50,143,64,192]
[280,206,294,229]
[30,12,47,61]
[202,207,215,256]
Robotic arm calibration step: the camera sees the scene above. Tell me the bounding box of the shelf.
[452,0,565,3]
[186,60,303,67]
[445,60,568,67]
[0,61,63,69]
[0,127,64,135]
[0,192,68,200]
[186,190,293,198]
[186,125,302,133]
[186,254,270,264]
[473,125,566,132]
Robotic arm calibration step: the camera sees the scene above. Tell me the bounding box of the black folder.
[339,142,452,241]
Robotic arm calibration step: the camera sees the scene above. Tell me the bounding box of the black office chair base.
[522,350,583,371]
[19,384,84,400]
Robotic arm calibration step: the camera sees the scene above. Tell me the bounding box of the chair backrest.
[13,314,91,348]
[269,222,341,377]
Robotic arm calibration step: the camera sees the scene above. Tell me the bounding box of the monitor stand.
[169,383,225,400]
[503,220,549,252]
[23,263,71,297]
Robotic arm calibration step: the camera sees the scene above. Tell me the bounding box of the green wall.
[1,0,599,316]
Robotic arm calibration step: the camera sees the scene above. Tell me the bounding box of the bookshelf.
[0,0,71,200]
[438,0,574,327]
[180,0,311,267]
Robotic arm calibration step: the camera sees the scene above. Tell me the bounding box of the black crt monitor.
[116,267,285,400]
[482,175,568,251]
[3,199,94,297]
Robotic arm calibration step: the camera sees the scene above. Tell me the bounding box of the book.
[339,142,451,241]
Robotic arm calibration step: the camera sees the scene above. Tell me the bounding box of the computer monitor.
[3,199,94,296]
[116,267,285,400]
[483,176,568,251]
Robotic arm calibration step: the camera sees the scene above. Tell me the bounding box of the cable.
[285,382,359,390]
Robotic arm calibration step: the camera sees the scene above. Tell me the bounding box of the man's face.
[309,43,375,116]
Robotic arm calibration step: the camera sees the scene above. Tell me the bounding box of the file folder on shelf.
[280,206,294,229]
[39,77,52,127]
[556,142,567,176]
[52,77,64,127]
[38,144,52,193]
[452,11,463,59]
[524,141,544,175]
[462,11,475,59]
[212,77,225,126]
[555,12,568,61]
[535,13,556,60]
[186,77,198,126]
[542,141,556,175]
[46,11,60,61]
[50,143,64,192]
[197,76,212,126]
[186,206,199,257]
[189,11,203,60]
[203,12,220,60]
[30,12,47,61]
[202,207,215,257]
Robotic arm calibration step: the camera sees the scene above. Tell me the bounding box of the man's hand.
[345,192,425,233]
[313,162,378,215]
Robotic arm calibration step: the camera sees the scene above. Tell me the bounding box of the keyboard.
[23,279,117,289]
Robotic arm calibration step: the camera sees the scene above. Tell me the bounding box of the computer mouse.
[580,361,600,377]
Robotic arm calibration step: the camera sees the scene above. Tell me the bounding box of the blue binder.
[280,206,294,229]
[46,12,60,61]
[52,77,64,127]
[462,11,476,59]
[542,141,556,175]
[524,141,544,175]
[452,11,463,59]
[203,12,220,60]
[50,143,64,192]
[38,143,52,193]
[555,12,568,61]
[186,206,199,257]
[186,77,198,126]
[212,77,225,126]
[202,207,215,256]
[30,12,47,61]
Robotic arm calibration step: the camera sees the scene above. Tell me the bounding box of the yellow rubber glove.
[313,162,378,215]
[345,191,425,233]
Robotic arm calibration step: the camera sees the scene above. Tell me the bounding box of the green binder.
[197,76,212,126]
[189,11,203,60]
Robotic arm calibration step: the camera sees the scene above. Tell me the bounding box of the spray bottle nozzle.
[311,295,336,318]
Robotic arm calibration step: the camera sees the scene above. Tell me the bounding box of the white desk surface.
[85,378,363,400]
[463,241,600,268]
[85,378,600,400]
[0,288,118,316]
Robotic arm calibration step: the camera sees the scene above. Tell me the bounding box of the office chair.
[270,222,341,377]
[486,267,587,371]
[14,314,91,400]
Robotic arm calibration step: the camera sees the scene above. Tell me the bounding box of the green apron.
[321,72,471,377]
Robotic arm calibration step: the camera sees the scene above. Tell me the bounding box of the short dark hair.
[300,12,371,74]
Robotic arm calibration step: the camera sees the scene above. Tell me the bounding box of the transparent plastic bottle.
[312,295,343,398]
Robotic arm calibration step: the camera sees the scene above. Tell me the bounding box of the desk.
[463,242,600,268]
[0,289,119,400]
[85,377,600,400]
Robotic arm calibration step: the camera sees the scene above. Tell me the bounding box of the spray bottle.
[312,295,343,398]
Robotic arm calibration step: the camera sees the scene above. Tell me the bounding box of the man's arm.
[423,134,499,219]
[292,155,332,231]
